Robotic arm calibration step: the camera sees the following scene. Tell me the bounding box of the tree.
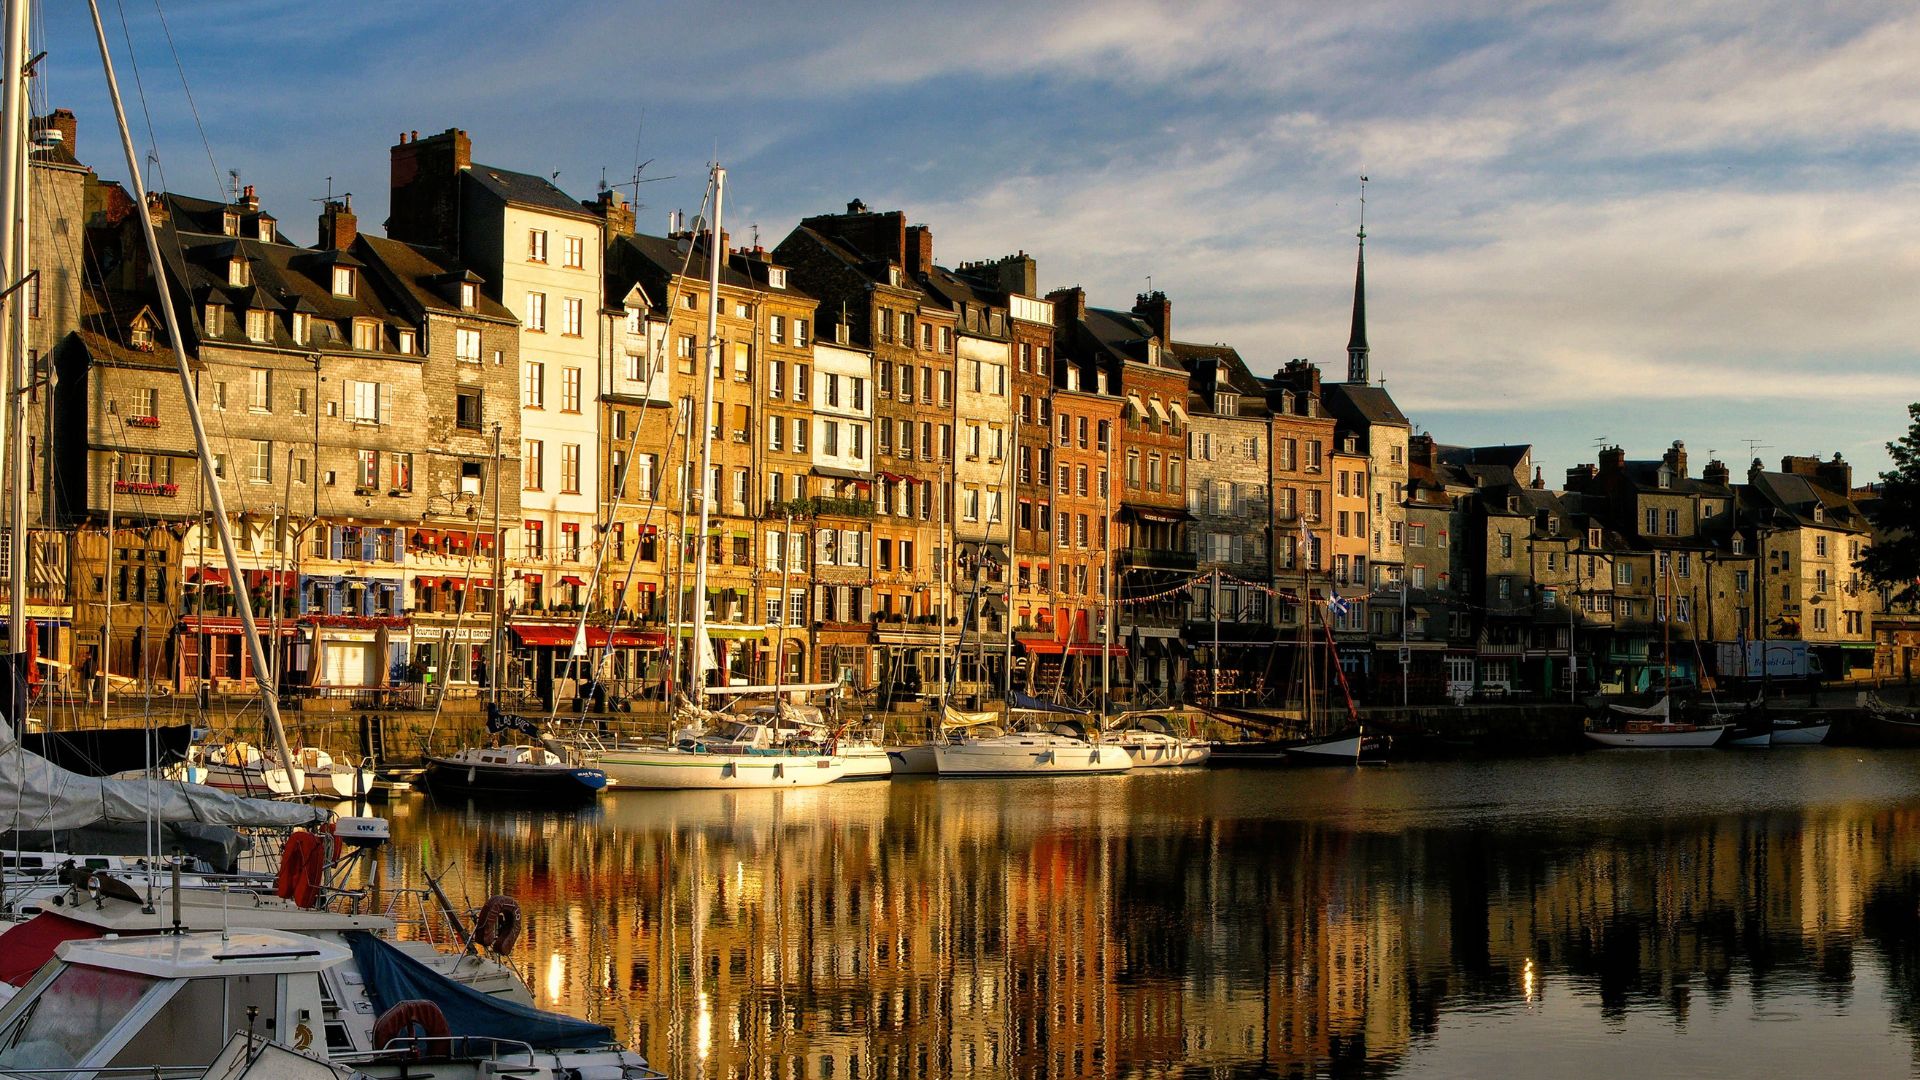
[1860,403,1920,606]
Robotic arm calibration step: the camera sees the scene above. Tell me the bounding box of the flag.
[1327,596,1350,618]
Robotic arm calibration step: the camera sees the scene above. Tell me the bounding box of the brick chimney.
[1409,433,1436,468]
[903,224,933,277]
[389,127,472,251]
[1565,463,1599,490]
[1701,459,1730,487]
[1598,445,1626,476]
[318,197,357,251]
[1046,286,1086,328]
[1779,454,1820,478]
[1661,440,1688,479]
[1819,452,1852,494]
[1132,290,1171,343]
[798,203,906,271]
[593,189,634,237]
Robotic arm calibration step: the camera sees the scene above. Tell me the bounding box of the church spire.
[1347,175,1369,384]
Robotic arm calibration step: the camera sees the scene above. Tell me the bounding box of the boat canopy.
[346,931,611,1049]
[942,706,1001,729]
[0,716,326,833]
[1008,690,1089,715]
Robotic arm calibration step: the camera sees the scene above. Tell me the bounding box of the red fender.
[472,895,523,955]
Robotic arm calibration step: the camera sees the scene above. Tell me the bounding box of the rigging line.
[147,0,223,201]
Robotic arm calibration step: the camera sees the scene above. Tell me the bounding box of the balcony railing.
[764,496,875,520]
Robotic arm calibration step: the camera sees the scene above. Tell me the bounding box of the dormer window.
[1589,527,1602,548]
[1812,505,1824,523]
[352,319,380,352]
[291,312,309,345]
[1732,534,1746,555]
[256,220,273,242]
[203,304,224,336]
[459,282,476,310]
[222,212,238,237]
[396,330,417,355]
[1217,391,1239,415]
[768,267,787,289]
[1147,341,1159,363]
[1657,466,1673,489]
[1064,366,1081,391]
[244,309,269,343]
[331,266,355,297]
[129,322,153,349]
[227,257,250,287]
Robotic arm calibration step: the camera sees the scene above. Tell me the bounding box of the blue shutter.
[389,529,404,563]
[330,530,345,560]
[361,531,377,563]
[325,587,342,615]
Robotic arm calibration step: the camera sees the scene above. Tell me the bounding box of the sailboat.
[577,165,846,792]
[1209,593,1385,766]
[1584,558,1731,748]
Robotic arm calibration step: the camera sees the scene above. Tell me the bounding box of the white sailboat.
[582,166,846,792]
[932,717,1134,777]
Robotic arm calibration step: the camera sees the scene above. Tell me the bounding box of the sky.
[32,0,1920,485]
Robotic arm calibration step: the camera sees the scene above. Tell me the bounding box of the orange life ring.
[472,894,522,955]
[372,999,450,1053]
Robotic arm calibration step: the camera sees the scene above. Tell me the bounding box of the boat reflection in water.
[381,752,1920,1079]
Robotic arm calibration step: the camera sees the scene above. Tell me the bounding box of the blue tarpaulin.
[345,931,612,1050]
[1008,690,1089,715]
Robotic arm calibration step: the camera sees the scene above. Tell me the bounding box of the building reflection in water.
[379,762,1920,1079]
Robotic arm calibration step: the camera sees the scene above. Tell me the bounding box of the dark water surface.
[380,750,1920,1079]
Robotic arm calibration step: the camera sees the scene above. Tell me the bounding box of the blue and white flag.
[1327,596,1351,618]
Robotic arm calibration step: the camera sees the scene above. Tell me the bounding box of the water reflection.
[384,752,1920,1079]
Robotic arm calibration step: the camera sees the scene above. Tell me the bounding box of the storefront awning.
[1119,503,1194,524]
[1017,637,1064,655]
[186,567,229,585]
[813,465,872,482]
[510,623,581,648]
[557,575,588,587]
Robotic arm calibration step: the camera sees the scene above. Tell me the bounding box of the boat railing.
[0,1067,207,1078]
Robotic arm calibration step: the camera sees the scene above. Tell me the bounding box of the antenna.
[227,168,241,203]
[607,158,675,215]
[1743,438,1772,463]
[309,177,336,204]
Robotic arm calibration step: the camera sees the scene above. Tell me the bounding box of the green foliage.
[1860,403,1920,605]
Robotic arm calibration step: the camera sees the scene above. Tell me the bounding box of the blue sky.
[36,0,1920,484]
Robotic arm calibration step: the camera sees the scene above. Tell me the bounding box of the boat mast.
[937,460,948,710]
[489,420,502,707]
[86,0,301,791]
[1101,438,1112,719]
[1210,568,1220,714]
[774,509,791,700]
[101,451,112,722]
[688,164,723,708]
[0,0,28,694]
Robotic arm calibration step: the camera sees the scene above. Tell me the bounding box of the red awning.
[558,575,588,587]
[0,912,102,986]
[636,524,658,537]
[511,624,665,649]
[510,623,580,647]
[244,570,297,590]
[413,576,439,589]
[1018,637,1065,655]
[186,567,229,585]
[410,530,441,551]
[521,573,542,584]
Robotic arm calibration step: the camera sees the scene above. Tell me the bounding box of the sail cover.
[942,706,1001,729]
[1008,690,1089,715]
[346,931,612,1049]
[0,717,325,832]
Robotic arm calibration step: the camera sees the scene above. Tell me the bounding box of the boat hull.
[1206,740,1293,767]
[834,744,894,781]
[1770,721,1831,745]
[597,749,848,789]
[933,739,1133,777]
[1584,724,1731,748]
[1856,711,1920,748]
[422,757,606,802]
[885,744,941,775]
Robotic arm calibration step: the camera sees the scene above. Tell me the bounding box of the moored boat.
[593,719,848,789]
[933,722,1134,777]
[1584,720,1732,748]
[422,744,607,803]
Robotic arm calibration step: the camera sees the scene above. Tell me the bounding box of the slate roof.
[466,164,596,219]
[1321,383,1410,427]
[1743,471,1871,533]
[355,235,516,323]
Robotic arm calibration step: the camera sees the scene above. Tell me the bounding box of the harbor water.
[381,750,1920,1078]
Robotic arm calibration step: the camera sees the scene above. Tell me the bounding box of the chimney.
[389,127,472,250]
[904,224,933,276]
[1818,452,1851,494]
[1598,445,1626,476]
[1046,286,1086,328]
[847,198,869,215]
[986,252,1037,296]
[1409,433,1436,468]
[1132,290,1171,343]
[1531,466,1545,489]
[1780,454,1821,478]
[1565,463,1599,490]
[318,196,357,251]
[237,183,258,213]
[1662,440,1688,479]
[31,108,75,157]
[593,189,634,237]
[799,205,907,271]
[1702,459,1730,487]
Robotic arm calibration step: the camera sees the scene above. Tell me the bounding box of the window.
[352,319,380,352]
[396,329,418,355]
[456,389,482,430]
[292,387,308,416]
[562,367,581,412]
[460,282,477,309]
[795,319,809,347]
[563,235,584,268]
[248,368,271,411]
[769,416,785,452]
[1645,507,1659,534]
[563,297,584,337]
[1665,508,1679,535]
[249,439,273,483]
[562,522,582,560]
[795,365,810,402]
[390,452,413,492]
[245,309,269,343]
[939,326,952,353]
[734,344,751,381]
[528,229,549,262]
[291,312,309,345]
[347,380,380,424]
[561,444,581,493]
[525,292,547,332]
[524,439,544,490]
[456,328,482,362]
[204,304,225,336]
[1616,563,1633,585]
[356,448,379,490]
[331,266,355,297]
[770,315,786,344]
[523,361,545,408]
[1815,535,1828,557]
[1500,533,1513,558]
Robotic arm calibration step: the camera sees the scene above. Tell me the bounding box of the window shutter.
[331,531,345,560]
[362,531,377,562]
